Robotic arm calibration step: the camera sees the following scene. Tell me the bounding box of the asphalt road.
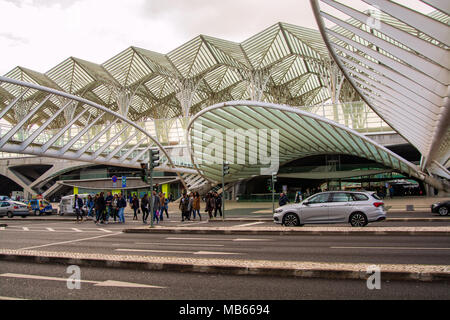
[1,220,450,265]
[0,261,449,300]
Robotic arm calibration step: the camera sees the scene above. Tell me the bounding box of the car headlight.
[432,203,440,208]
[274,209,283,214]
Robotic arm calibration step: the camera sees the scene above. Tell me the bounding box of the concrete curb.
[0,249,448,282]
[122,226,450,236]
[208,218,449,223]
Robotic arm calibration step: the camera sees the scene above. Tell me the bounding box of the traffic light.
[150,149,160,169]
[267,179,272,192]
[272,173,277,183]
[223,162,230,176]
[140,163,148,183]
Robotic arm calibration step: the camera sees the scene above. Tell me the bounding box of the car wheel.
[283,213,300,227]
[438,206,449,216]
[21,215,27,219]
[350,212,368,227]
[34,210,40,216]
[7,211,13,218]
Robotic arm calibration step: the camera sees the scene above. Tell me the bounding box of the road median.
[0,249,448,282]
[122,226,450,236]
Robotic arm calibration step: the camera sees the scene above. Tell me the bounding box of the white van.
[59,194,90,216]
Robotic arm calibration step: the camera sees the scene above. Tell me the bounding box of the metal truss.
[0,76,195,189]
[311,0,449,177]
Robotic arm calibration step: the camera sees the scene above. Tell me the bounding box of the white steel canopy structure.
[0,22,336,126]
[187,101,445,190]
[311,0,450,179]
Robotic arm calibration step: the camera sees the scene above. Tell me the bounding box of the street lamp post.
[149,149,160,228]
[272,173,277,214]
[222,162,230,221]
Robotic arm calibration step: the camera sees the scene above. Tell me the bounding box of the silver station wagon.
[273,191,386,227]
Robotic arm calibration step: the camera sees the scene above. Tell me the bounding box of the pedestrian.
[131,195,140,220]
[141,194,149,224]
[98,192,107,224]
[117,193,127,224]
[188,192,194,220]
[214,192,222,218]
[279,192,289,206]
[159,192,165,222]
[73,194,84,223]
[87,195,95,219]
[205,193,214,219]
[111,194,119,222]
[151,190,161,224]
[161,193,169,219]
[193,192,201,221]
[105,192,113,223]
[179,192,190,222]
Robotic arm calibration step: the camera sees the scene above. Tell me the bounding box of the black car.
[431,200,450,216]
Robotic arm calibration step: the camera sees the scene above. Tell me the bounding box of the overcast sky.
[0,0,433,76]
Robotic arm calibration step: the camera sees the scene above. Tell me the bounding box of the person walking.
[158,192,165,222]
[105,192,113,224]
[193,192,201,221]
[117,193,127,224]
[206,193,215,219]
[131,195,140,220]
[151,191,161,224]
[179,192,190,222]
[87,195,95,219]
[141,194,149,224]
[279,192,289,207]
[161,193,169,219]
[111,194,119,222]
[214,192,223,218]
[73,194,84,223]
[96,192,106,224]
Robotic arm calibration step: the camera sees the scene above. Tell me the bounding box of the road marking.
[23,227,29,231]
[0,296,29,300]
[98,228,113,233]
[46,228,55,232]
[116,249,194,254]
[165,237,269,242]
[331,246,450,251]
[0,273,165,289]
[19,232,122,251]
[135,242,225,247]
[72,228,83,232]
[116,249,242,255]
[176,221,208,227]
[232,222,266,228]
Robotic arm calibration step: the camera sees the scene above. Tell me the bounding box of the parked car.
[0,196,11,201]
[58,194,89,216]
[273,191,386,227]
[27,199,53,216]
[0,200,30,218]
[431,200,450,216]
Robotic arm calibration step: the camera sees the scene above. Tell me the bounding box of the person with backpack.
[87,195,95,219]
[205,193,215,219]
[111,194,119,222]
[151,190,161,224]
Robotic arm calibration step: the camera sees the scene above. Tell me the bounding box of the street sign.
[112,176,118,183]
[122,176,127,188]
